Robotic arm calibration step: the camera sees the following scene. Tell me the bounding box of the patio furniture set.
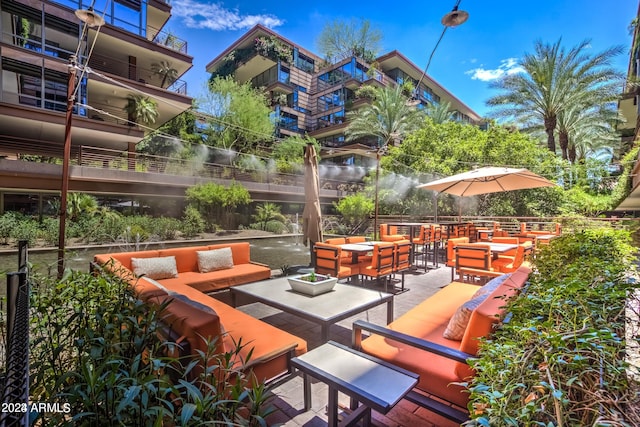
[92,230,541,425]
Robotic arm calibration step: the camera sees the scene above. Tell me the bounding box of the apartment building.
[616,1,640,211]
[0,0,192,210]
[205,24,481,167]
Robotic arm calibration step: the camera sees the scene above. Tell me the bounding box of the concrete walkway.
[214,264,462,426]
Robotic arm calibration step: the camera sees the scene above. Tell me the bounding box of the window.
[295,51,315,73]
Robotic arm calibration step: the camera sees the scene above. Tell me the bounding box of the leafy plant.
[467,228,640,426]
[181,205,206,238]
[29,269,275,426]
[152,60,179,88]
[124,94,159,125]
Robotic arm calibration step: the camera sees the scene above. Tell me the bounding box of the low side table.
[291,341,418,426]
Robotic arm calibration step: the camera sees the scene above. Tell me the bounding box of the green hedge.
[467,228,639,426]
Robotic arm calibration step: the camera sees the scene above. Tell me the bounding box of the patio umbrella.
[417,167,555,197]
[302,143,323,265]
[417,167,555,220]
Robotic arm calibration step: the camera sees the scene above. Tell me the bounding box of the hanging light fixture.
[408,1,469,106]
[74,7,105,28]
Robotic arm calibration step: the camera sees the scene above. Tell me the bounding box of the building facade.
[205,24,481,167]
[0,0,193,210]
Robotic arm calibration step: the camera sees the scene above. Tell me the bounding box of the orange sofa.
[93,242,307,384]
[352,265,531,423]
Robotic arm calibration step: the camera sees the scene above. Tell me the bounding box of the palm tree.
[425,100,454,124]
[252,202,288,231]
[345,85,423,147]
[124,94,159,125]
[557,102,621,164]
[345,84,423,237]
[151,61,178,88]
[487,39,623,156]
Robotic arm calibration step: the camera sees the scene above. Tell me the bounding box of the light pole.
[57,8,104,278]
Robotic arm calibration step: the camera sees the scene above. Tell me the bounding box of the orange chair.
[446,237,470,280]
[493,244,526,273]
[411,225,429,269]
[324,237,354,264]
[492,237,519,259]
[345,236,372,263]
[346,236,367,243]
[379,224,407,242]
[454,244,502,284]
[313,243,358,280]
[392,240,412,291]
[360,243,395,288]
[325,237,346,245]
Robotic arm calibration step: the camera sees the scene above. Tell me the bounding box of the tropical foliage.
[468,228,639,426]
[384,119,564,217]
[271,136,320,173]
[487,39,623,158]
[250,202,289,233]
[30,269,273,426]
[316,18,382,63]
[346,85,423,148]
[124,94,159,125]
[203,77,274,153]
[151,60,179,88]
[186,182,251,231]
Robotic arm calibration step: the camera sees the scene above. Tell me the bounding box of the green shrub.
[10,216,39,245]
[0,212,21,244]
[467,228,640,426]
[38,217,59,246]
[147,216,181,241]
[30,269,274,426]
[182,205,205,237]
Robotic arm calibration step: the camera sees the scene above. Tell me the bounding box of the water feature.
[0,235,312,275]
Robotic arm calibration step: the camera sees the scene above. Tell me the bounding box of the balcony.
[88,52,187,94]
[149,26,188,55]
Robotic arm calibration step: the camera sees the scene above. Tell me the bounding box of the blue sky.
[168,0,638,118]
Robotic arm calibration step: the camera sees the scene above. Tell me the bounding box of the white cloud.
[466,57,525,81]
[171,0,284,31]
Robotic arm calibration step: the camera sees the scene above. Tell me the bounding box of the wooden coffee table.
[230,278,394,343]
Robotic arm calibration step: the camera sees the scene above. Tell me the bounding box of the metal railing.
[149,27,188,55]
[1,241,29,427]
[75,146,365,194]
[88,52,188,94]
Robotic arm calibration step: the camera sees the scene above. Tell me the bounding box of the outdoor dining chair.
[392,239,412,291]
[454,244,503,284]
[313,243,358,280]
[359,243,395,289]
[446,237,470,280]
[492,244,526,273]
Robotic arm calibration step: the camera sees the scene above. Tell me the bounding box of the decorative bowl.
[287,274,338,296]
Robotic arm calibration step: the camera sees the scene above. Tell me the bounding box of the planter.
[287,274,338,296]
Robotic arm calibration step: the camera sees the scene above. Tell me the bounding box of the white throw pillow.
[443,294,489,341]
[131,256,178,280]
[197,248,234,273]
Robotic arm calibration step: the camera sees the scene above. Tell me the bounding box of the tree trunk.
[544,115,557,153]
[568,144,577,164]
[558,130,569,161]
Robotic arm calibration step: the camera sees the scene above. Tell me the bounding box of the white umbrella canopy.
[417,167,555,197]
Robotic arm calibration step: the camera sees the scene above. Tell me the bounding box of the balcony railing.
[88,52,187,94]
[74,146,364,194]
[149,27,188,55]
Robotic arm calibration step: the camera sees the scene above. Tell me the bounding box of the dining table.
[339,243,375,264]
